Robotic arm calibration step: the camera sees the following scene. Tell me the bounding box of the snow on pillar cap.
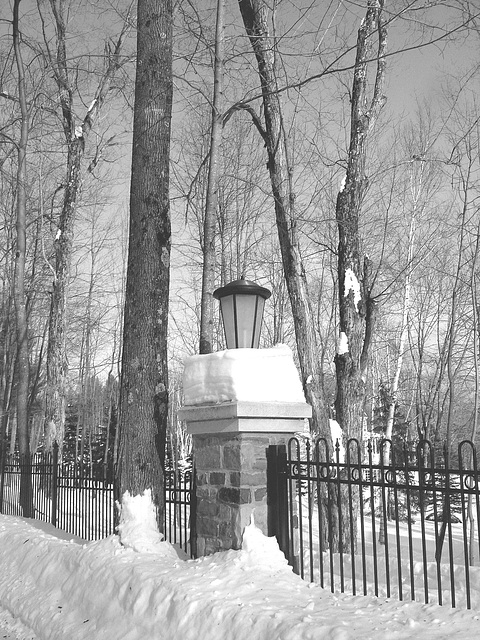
[182,344,306,406]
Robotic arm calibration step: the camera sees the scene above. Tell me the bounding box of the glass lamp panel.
[252,296,265,348]
[219,294,236,349]
[235,294,258,348]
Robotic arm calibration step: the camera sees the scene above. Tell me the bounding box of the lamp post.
[182,277,312,556]
[213,278,271,349]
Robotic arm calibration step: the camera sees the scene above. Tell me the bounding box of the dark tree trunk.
[333,2,387,551]
[13,0,34,517]
[116,0,173,531]
[334,1,387,440]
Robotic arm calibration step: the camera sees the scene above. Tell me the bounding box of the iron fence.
[268,437,480,610]
[164,465,195,556]
[0,445,193,554]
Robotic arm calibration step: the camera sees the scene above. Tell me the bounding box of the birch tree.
[199,0,225,355]
[382,133,440,449]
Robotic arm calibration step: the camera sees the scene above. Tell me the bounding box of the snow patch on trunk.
[344,268,361,310]
[337,331,349,355]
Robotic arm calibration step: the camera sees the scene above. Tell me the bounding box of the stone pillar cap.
[178,400,312,421]
[178,400,312,435]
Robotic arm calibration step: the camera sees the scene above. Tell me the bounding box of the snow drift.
[0,495,478,639]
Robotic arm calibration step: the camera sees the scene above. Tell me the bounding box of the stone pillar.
[178,400,311,556]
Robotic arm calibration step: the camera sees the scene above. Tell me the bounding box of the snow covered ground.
[0,493,478,640]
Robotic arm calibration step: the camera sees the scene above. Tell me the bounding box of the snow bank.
[0,504,478,639]
[0,515,301,640]
[183,344,306,406]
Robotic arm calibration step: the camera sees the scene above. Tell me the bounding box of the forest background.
[1,0,480,485]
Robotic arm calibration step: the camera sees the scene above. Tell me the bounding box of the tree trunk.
[445,162,470,452]
[332,1,387,553]
[238,0,329,436]
[13,0,34,517]
[199,0,225,354]
[44,140,80,453]
[116,0,173,531]
[334,1,387,440]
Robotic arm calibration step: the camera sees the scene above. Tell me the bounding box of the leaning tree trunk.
[116,0,173,531]
[13,0,34,517]
[334,0,387,441]
[238,0,329,437]
[199,0,225,355]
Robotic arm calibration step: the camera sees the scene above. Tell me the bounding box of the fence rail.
[0,446,193,555]
[268,437,480,610]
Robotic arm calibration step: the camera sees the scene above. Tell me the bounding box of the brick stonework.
[193,431,294,556]
[178,399,312,556]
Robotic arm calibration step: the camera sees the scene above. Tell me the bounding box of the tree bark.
[334,0,387,440]
[238,0,329,436]
[116,0,173,530]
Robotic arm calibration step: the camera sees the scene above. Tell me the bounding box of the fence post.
[0,440,6,513]
[0,440,7,513]
[267,444,290,560]
[51,442,59,527]
[189,465,197,558]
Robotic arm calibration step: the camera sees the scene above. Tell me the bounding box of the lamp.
[213,278,271,349]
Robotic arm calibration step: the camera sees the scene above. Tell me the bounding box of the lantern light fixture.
[213,278,271,349]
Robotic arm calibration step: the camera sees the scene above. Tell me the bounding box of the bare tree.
[238,0,329,436]
[334,0,387,440]
[39,0,132,452]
